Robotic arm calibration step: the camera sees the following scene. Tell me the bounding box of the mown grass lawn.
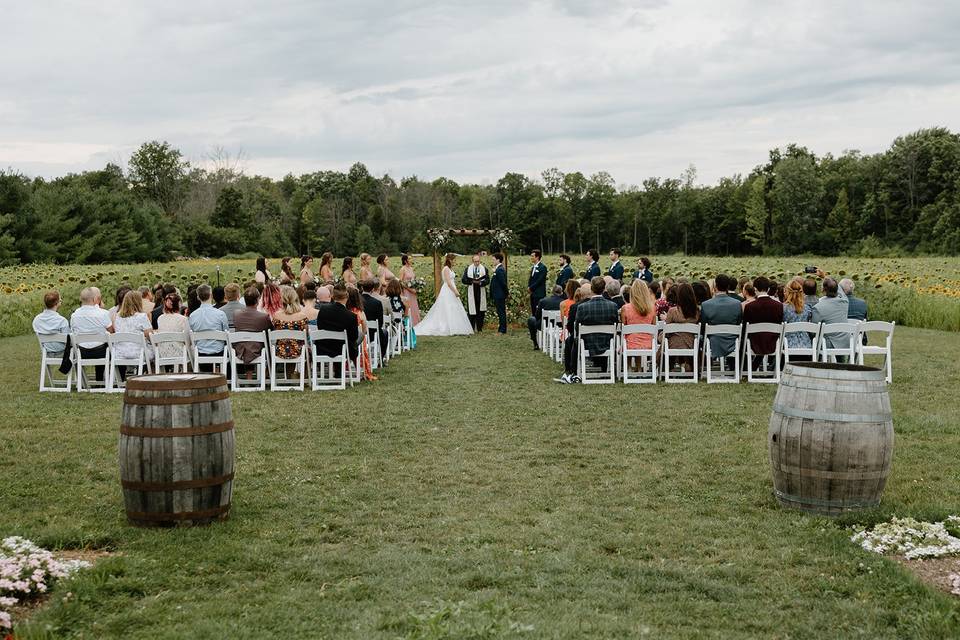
[2,327,960,639]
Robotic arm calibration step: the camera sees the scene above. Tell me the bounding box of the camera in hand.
[804,265,818,274]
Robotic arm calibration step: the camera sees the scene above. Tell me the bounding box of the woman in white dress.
[415,253,474,336]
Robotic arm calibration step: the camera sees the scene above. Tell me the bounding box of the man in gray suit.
[700,273,743,362]
[812,274,851,351]
[840,278,868,321]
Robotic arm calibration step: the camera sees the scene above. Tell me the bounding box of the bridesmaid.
[279,257,296,284]
[299,255,315,286]
[342,256,358,286]
[318,252,334,283]
[376,254,396,291]
[255,257,271,284]
[359,253,374,282]
[399,254,421,325]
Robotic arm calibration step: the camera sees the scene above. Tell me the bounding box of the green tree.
[128,140,190,215]
[743,175,769,250]
[824,188,858,252]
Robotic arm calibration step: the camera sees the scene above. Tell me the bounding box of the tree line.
[1,127,958,265]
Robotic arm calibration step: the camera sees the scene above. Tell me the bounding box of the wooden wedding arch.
[428,228,512,292]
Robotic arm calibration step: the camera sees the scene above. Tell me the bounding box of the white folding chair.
[37,334,72,392]
[229,331,269,392]
[150,332,190,373]
[577,324,617,384]
[389,312,404,357]
[662,323,700,383]
[818,322,859,364]
[72,332,111,392]
[857,321,895,383]
[704,324,741,384]
[367,320,383,370]
[401,316,413,352]
[308,329,349,390]
[783,322,821,364]
[744,323,783,383]
[268,329,306,391]
[107,332,152,391]
[541,310,561,358]
[620,324,658,384]
[190,330,230,376]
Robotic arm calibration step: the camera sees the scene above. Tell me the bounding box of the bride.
[414,253,474,336]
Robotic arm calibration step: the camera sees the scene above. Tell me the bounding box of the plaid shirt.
[575,296,619,355]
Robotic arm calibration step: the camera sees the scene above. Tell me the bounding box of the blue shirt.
[188,303,229,354]
[33,309,70,353]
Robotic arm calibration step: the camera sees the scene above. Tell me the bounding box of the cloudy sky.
[2,1,959,186]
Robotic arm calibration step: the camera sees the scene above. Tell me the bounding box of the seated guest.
[743,275,784,366]
[112,290,153,379]
[213,286,226,308]
[151,284,177,329]
[347,286,376,380]
[219,283,246,329]
[272,286,308,373]
[185,285,201,315]
[259,281,283,318]
[699,274,742,361]
[315,284,360,363]
[649,280,669,319]
[70,287,114,381]
[692,281,711,307]
[767,280,780,302]
[730,276,750,303]
[741,282,756,308]
[157,293,190,364]
[812,274,851,351]
[783,277,813,357]
[109,285,132,323]
[303,290,319,326]
[840,278,868,321]
[33,291,70,354]
[620,280,656,371]
[559,279,579,339]
[576,277,619,371]
[232,287,273,375]
[139,286,155,315]
[604,279,625,309]
[662,282,699,372]
[188,284,229,369]
[527,285,565,349]
[359,279,387,357]
[803,278,819,309]
[316,285,332,305]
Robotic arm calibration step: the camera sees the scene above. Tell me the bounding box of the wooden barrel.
[119,373,234,526]
[768,362,893,516]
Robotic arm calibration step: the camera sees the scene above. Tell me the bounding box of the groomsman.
[490,253,508,334]
[584,249,601,279]
[528,250,548,314]
[607,248,624,282]
[461,252,489,332]
[555,254,574,290]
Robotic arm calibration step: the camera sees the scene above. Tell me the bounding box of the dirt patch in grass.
[894,556,960,597]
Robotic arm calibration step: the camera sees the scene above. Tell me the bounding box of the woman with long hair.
[413,253,473,336]
[272,285,308,374]
[258,281,284,318]
[255,257,271,284]
[559,278,580,341]
[113,289,153,379]
[782,277,814,356]
[156,293,189,364]
[280,257,296,283]
[342,256,358,286]
[318,252,334,283]
[346,286,377,381]
[376,254,395,291]
[662,282,699,372]
[359,253,374,282]
[299,255,314,286]
[399,253,421,325]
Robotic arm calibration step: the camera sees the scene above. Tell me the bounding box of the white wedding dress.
[414,266,474,336]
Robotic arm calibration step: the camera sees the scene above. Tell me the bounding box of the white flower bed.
[851,516,960,560]
[0,536,91,631]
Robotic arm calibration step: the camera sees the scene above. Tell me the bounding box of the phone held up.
[804,265,818,274]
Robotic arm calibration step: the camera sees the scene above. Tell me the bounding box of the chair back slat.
[705,324,741,336]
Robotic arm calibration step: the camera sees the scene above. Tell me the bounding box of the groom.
[461,252,489,332]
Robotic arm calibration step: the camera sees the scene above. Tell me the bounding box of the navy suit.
[490,264,508,333]
[607,261,624,282]
[528,262,548,314]
[556,264,574,290]
[584,261,601,280]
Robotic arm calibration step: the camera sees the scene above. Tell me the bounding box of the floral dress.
[273,318,307,358]
[350,309,377,381]
[783,303,814,349]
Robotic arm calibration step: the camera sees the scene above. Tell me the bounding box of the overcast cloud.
[2,0,960,185]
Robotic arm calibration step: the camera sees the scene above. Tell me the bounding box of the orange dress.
[351,309,377,381]
[559,299,574,339]
[620,304,656,349]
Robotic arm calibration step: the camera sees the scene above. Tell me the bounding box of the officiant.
[461,252,489,332]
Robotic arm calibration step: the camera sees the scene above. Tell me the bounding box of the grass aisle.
[2,329,960,638]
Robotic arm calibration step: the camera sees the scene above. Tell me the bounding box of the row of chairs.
[38,312,415,393]
[537,313,894,385]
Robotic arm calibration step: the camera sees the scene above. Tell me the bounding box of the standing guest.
[699,274,743,364]
[156,293,189,364]
[255,257,271,284]
[220,283,245,328]
[70,287,114,382]
[783,277,814,357]
[377,254,396,291]
[741,282,756,309]
[527,249,548,315]
[399,254,421,325]
[280,257,296,284]
[188,284,229,370]
[139,286,155,316]
[743,276,784,368]
[556,254,574,290]
[606,248,624,282]
[151,284,177,329]
[347,287,376,381]
[271,286,308,374]
[360,279,387,358]
[527,285,565,349]
[112,290,153,380]
[803,278,819,309]
[662,282,699,372]
[33,291,70,354]
[314,284,360,376]
[342,256,358,286]
[359,253,374,282]
[584,249,601,280]
[604,279,625,309]
[259,281,283,318]
[303,290,319,326]
[490,252,509,335]
[213,286,226,308]
[840,278,868,321]
[318,252,335,283]
[633,257,654,283]
[620,280,656,371]
[299,255,315,286]
[232,287,273,377]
